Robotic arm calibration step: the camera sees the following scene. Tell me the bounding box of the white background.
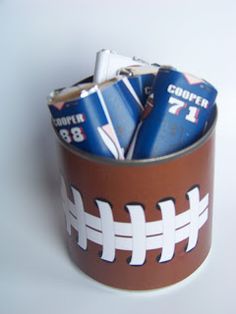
[1,0,236,313]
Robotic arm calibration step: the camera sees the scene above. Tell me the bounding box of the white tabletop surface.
[1,1,236,313]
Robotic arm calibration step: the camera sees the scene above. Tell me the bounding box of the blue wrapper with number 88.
[130,66,217,159]
[48,85,125,160]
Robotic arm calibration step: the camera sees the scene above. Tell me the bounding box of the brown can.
[58,109,217,291]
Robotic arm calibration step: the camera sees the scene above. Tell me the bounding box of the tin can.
[130,67,217,159]
[58,107,217,290]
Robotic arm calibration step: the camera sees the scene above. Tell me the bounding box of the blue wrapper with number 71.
[129,67,218,159]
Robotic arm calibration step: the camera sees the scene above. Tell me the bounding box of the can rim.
[55,106,218,166]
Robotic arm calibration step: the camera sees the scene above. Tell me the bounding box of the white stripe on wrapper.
[96,88,124,159]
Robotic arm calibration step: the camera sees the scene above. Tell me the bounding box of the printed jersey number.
[185,106,200,123]
[168,96,187,115]
[168,96,199,124]
[59,127,85,143]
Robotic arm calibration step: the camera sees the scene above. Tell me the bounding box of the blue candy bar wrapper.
[48,77,144,159]
[130,67,217,159]
[128,73,156,106]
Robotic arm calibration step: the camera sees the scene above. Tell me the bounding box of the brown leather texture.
[59,128,216,290]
